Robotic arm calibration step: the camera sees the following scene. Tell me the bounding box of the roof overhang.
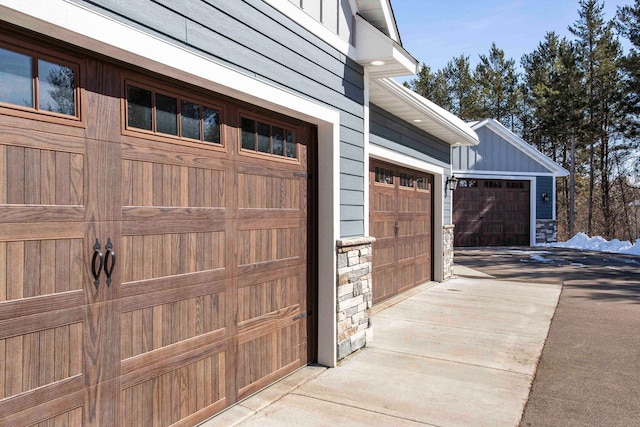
[351,14,418,78]
[471,119,570,177]
[370,78,479,146]
[355,0,401,42]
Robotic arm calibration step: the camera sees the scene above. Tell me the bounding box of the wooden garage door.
[453,178,530,246]
[0,34,315,426]
[369,160,433,305]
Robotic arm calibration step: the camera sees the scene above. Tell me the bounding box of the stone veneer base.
[335,236,375,361]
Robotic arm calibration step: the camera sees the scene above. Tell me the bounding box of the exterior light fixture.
[541,193,550,202]
[370,60,386,66]
[446,175,458,191]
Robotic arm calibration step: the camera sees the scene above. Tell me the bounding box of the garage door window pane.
[181,101,201,140]
[127,85,152,130]
[156,93,177,135]
[0,48,33,108]
[272,126,284,156]
[241,117,256,150]
[258,122,271,153]
[203,107,220,143]
[285,130,297,158]
[38,59,75,116]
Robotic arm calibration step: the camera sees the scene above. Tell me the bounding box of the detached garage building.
[452,119,569,247]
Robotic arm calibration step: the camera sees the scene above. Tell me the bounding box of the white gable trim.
[472,119,569,177]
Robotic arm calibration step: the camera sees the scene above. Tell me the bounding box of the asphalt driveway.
[454,247,640,426]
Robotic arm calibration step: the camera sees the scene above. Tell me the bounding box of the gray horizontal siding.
[536,176,554,220]
[69,0,366,238]
[369,104,450,166]
[453,127,548,173]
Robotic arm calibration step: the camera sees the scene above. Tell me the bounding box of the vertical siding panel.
[7,146,25,204]
[39,327,55,387]
[0,339,4,399]
[55,152,71,206]
[122,159,132,206]
[22,332,38,392]
[69,322,82,376]
[55,239,70,293]
[142,161,153,206]
[0,242,6,302]
[40,150,56,205]
[7,241,24,300]
[23,241,40,298]
[0,145,6,204]
[40,240,56,296]
[24,148,41,204]
[69,153,84,206]
[54,325,70,381]
[5,336,23,396]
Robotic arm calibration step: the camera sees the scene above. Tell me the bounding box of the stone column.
[443,224,455,280]
[335,236,375,361]
[536,220,557,244]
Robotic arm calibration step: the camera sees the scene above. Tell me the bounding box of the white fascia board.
[452,170,558,177]
[374,78,479,146]
[262,0,351,56]
[370,144,445,176]
[472,119,570,177]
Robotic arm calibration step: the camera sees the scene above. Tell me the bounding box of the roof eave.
[371,78,479,147]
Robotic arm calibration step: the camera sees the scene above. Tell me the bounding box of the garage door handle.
[104,238,116,286]
[91,238,104,288]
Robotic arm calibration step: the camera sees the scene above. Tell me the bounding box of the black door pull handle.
[104,238,116,286]
[91,238,104,288]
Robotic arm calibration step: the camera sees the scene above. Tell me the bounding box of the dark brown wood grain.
[0,31,316,425]
[370,160,434,304]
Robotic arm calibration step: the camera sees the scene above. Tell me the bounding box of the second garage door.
[369,160,433,304]
[453,178,530,246]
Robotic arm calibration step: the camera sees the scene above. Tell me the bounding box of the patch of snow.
[545,232,640,256]
[569,262,586,267]
[521,254,554,264]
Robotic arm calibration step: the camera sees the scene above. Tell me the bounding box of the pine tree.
[569,0,625,238]
[405,63,452,110]
[441,55,480,120]
[474,43,521,129]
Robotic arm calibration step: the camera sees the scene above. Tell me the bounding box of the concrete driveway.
[454,247,640,426]
[202,271,561,426]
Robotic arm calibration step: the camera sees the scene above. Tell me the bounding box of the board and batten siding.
[287,0,353,43]
[369,104,452,223]
[452,126,548,173]
[536,176,554,220]
[65,0,367,238]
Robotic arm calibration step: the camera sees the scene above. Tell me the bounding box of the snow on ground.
[545,232,640,256]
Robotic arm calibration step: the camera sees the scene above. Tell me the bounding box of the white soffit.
[355,0,400,42]
[352,15,418,77]
[370,78,479,146]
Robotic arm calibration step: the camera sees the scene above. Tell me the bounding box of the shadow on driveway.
[454,247,640,426]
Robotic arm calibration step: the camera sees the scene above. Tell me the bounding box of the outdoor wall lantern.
[541,193,550,202]
[446,175,458,191]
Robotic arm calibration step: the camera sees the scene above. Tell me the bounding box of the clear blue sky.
[391,0,632,78]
